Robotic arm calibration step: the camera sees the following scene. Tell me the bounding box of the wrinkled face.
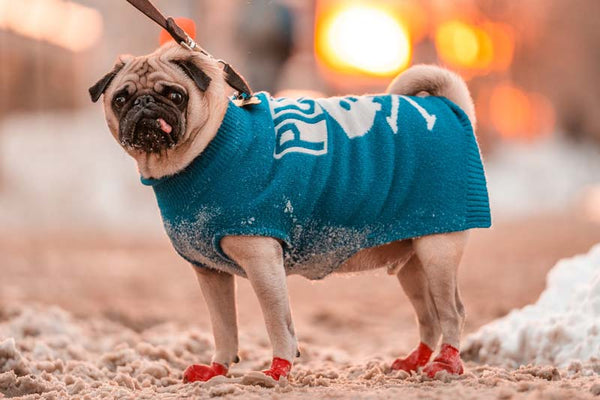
[111,70,188,153]
[90,44,214,156]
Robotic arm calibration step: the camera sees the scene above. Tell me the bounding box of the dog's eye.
[168,91,184,105]
[113,95,127,108]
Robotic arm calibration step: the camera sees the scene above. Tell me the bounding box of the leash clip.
[179,38,197,52]
[232,94,261,107]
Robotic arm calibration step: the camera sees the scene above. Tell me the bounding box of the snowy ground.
[1,304,599,399]
[2,215,600,399]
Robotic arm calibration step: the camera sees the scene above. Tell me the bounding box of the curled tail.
[387,65,476,129]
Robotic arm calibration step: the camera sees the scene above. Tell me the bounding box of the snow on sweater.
[141,92,491,280]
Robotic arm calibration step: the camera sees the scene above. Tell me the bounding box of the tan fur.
[98,52,477,374]
[102,43,229,179]
[194,268,239,366]
[221,236,298,362]
[336,239,413,273]
[410,231,468,349]
[387,64,477,129]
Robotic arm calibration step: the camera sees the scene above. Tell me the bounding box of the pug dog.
[90,42,490,383]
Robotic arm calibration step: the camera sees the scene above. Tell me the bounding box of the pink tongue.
[157,118,172,134]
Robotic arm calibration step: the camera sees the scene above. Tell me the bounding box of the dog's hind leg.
[183,267,239,383]
[412,231,468,378]
[391,254,440,372]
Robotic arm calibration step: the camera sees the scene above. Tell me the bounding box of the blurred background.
[1,0,599,342]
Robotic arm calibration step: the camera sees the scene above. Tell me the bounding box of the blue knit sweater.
[142,92,491,280]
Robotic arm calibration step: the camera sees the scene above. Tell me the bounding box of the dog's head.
[90,43,229,178]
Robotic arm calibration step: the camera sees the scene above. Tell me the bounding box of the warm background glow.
[435,19,514,75]
[488,84,555,141]
[0,0,103,52]
[314,0,553,143]
[316,3,411,77]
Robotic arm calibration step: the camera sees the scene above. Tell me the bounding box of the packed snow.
[1,304,599,399]
[464,244,600,367]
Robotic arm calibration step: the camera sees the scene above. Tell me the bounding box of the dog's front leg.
[183,267,239,383]
[222,235,298,381]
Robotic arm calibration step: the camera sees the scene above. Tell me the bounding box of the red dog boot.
[183,362,228,383]
[422,344,464,378]
[262,357,292,381]
[391,342,433,372]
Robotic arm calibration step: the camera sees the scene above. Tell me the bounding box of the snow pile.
[464,244,600,367]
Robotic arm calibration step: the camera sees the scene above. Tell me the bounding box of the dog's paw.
[391,342,433,372]
[422,344,464,378]
[183,362,228,383]
[262,357,292,381]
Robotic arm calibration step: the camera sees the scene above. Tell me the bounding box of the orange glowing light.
[0,0,103,52]
[484,22,515,71]
[316,3,412,77]
[473,27,494,70]
[396,2,428,44]
[435,19,513,74]
[489,84,555,141]
[435,20,480,68]
[489,84,530,139]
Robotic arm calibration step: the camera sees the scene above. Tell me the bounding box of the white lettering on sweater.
[270,97,328,159]
[270,95,436,158]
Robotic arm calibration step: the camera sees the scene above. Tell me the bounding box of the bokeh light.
[435,20,495,71]
[435,19,514,75]
[489,83,555,140]
[485,22,515,71]
[436,20,481,68]
[316,4,411,77]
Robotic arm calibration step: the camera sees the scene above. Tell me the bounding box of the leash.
[125,0,254,102]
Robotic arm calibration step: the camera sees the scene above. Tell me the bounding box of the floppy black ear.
[89,64,124,103]
[173,59,212,92]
